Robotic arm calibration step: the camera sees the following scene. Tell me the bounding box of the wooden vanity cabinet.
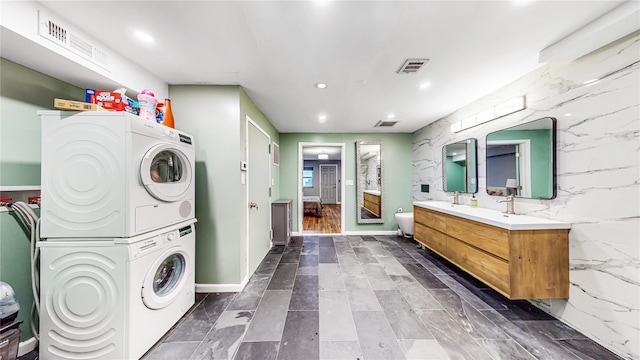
[363,192,381,217]
[413,205,569,299]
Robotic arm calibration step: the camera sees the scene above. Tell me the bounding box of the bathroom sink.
[364,190,381,196]
[413,201,571,230]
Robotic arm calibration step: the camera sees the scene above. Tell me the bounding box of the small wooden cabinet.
[414,205,569,299]
[272,200,292,246]
[363,192,381,217]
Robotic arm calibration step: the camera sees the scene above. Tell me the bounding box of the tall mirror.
[486,117,556,199]
[442,138,478,193]
[356,141,384,224]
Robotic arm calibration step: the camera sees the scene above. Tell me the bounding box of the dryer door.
[140,144,193,202]
[142,247,190,310]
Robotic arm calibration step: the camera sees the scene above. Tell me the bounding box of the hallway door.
[320,164,337,204]
[247,117,271,276]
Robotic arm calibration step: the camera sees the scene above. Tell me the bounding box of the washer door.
[142,247,189,310]
[140,144,192,202]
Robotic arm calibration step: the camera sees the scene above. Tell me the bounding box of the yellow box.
[54,98,107,112]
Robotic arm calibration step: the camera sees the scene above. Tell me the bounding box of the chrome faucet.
[452,191,460,205]
[497,195,515,214]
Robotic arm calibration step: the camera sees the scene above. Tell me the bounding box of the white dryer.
[39,110,195,239]
[38,220,196,360]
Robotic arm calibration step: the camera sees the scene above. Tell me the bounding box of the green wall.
[239,87,280,281]
[0,58,84,186]
[279,133,413,232]
[0,58,83,341]
[486,129,553,198]
[169,85,243,285]
[240,88,280,201]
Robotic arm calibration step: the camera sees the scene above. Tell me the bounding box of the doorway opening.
[298,143,345,235]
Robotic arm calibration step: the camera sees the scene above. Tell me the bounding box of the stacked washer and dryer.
[37,111,197,360]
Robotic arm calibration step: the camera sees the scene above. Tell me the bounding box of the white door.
[320,165,337,204]
[247,118,272,276]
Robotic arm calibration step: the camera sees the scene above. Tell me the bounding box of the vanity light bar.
[450,96,526,133]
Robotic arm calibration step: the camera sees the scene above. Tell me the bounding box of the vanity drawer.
[414,222,448,257]
[446,215,510,260]
[414,207,447,233]
[364,199,380,216]
[447,237,510,295]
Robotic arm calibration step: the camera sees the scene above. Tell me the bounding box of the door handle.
[249,202,259,210]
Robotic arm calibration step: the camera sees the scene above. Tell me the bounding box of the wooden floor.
[303,204,341,234]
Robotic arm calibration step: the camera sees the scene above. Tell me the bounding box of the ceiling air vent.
[38,10,110,70]
[397,58,429,74]
[375,120,399,127]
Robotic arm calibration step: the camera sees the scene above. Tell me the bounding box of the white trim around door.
[298,142,345,235]
[245,115,272,281]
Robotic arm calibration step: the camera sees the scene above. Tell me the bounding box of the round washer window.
[153,253,185,297]
[150,150,183,183]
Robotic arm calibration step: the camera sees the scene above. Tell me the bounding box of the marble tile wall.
[412,32,640,359]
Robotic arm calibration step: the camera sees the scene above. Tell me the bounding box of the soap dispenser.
[470,194,478,208]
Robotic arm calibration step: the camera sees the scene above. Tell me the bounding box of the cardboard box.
[92,89,124,111]
[86,89,139,115]
[54,98,107,112]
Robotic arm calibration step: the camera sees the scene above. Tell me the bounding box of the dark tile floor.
[140,235,622,360]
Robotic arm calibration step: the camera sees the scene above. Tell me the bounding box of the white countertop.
[364,190,381,196]
[414,201,571,230]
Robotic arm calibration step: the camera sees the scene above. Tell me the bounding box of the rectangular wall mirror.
[486,117,556,199]
[356,141,384,224]
[442,138,478,193]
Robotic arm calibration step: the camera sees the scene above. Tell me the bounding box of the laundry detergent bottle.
[162,98,175,128]
[137,89,158,121]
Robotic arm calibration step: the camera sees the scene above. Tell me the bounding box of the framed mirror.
[442,138,478,193]
[356,141,384,224]
[486,117,556,199]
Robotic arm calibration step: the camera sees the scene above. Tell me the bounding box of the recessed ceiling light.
[315,83,327,89]
[387,114,395,119]
[419,82,431,89]
[565,113,572,117]
[134,31,155,43]
[318,114,327,123]
[452,152,457,155]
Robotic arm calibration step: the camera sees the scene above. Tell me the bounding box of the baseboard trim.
[18,337,37,357]
[292,230,399,236]
[196,277,249,293]
[343,230,399,236]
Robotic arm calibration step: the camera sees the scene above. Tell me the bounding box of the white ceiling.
[35,1,628,133]
[302,146,342,161]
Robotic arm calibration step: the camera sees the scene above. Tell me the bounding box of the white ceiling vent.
[397,58,429,74]
[38,10,110,70]
[375,120,399,127]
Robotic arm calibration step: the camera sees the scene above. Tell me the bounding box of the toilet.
[395,212,414,238]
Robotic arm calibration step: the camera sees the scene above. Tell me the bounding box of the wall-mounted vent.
[38,10,110,70]
[375,120,399,127]
[272,142,280,166]
[396,58,429,74]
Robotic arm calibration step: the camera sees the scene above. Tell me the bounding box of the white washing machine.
[38,220,196,360]
[39,110,195,239]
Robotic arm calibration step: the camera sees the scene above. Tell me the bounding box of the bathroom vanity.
[363,190,381,217]
[413,201,570,299]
